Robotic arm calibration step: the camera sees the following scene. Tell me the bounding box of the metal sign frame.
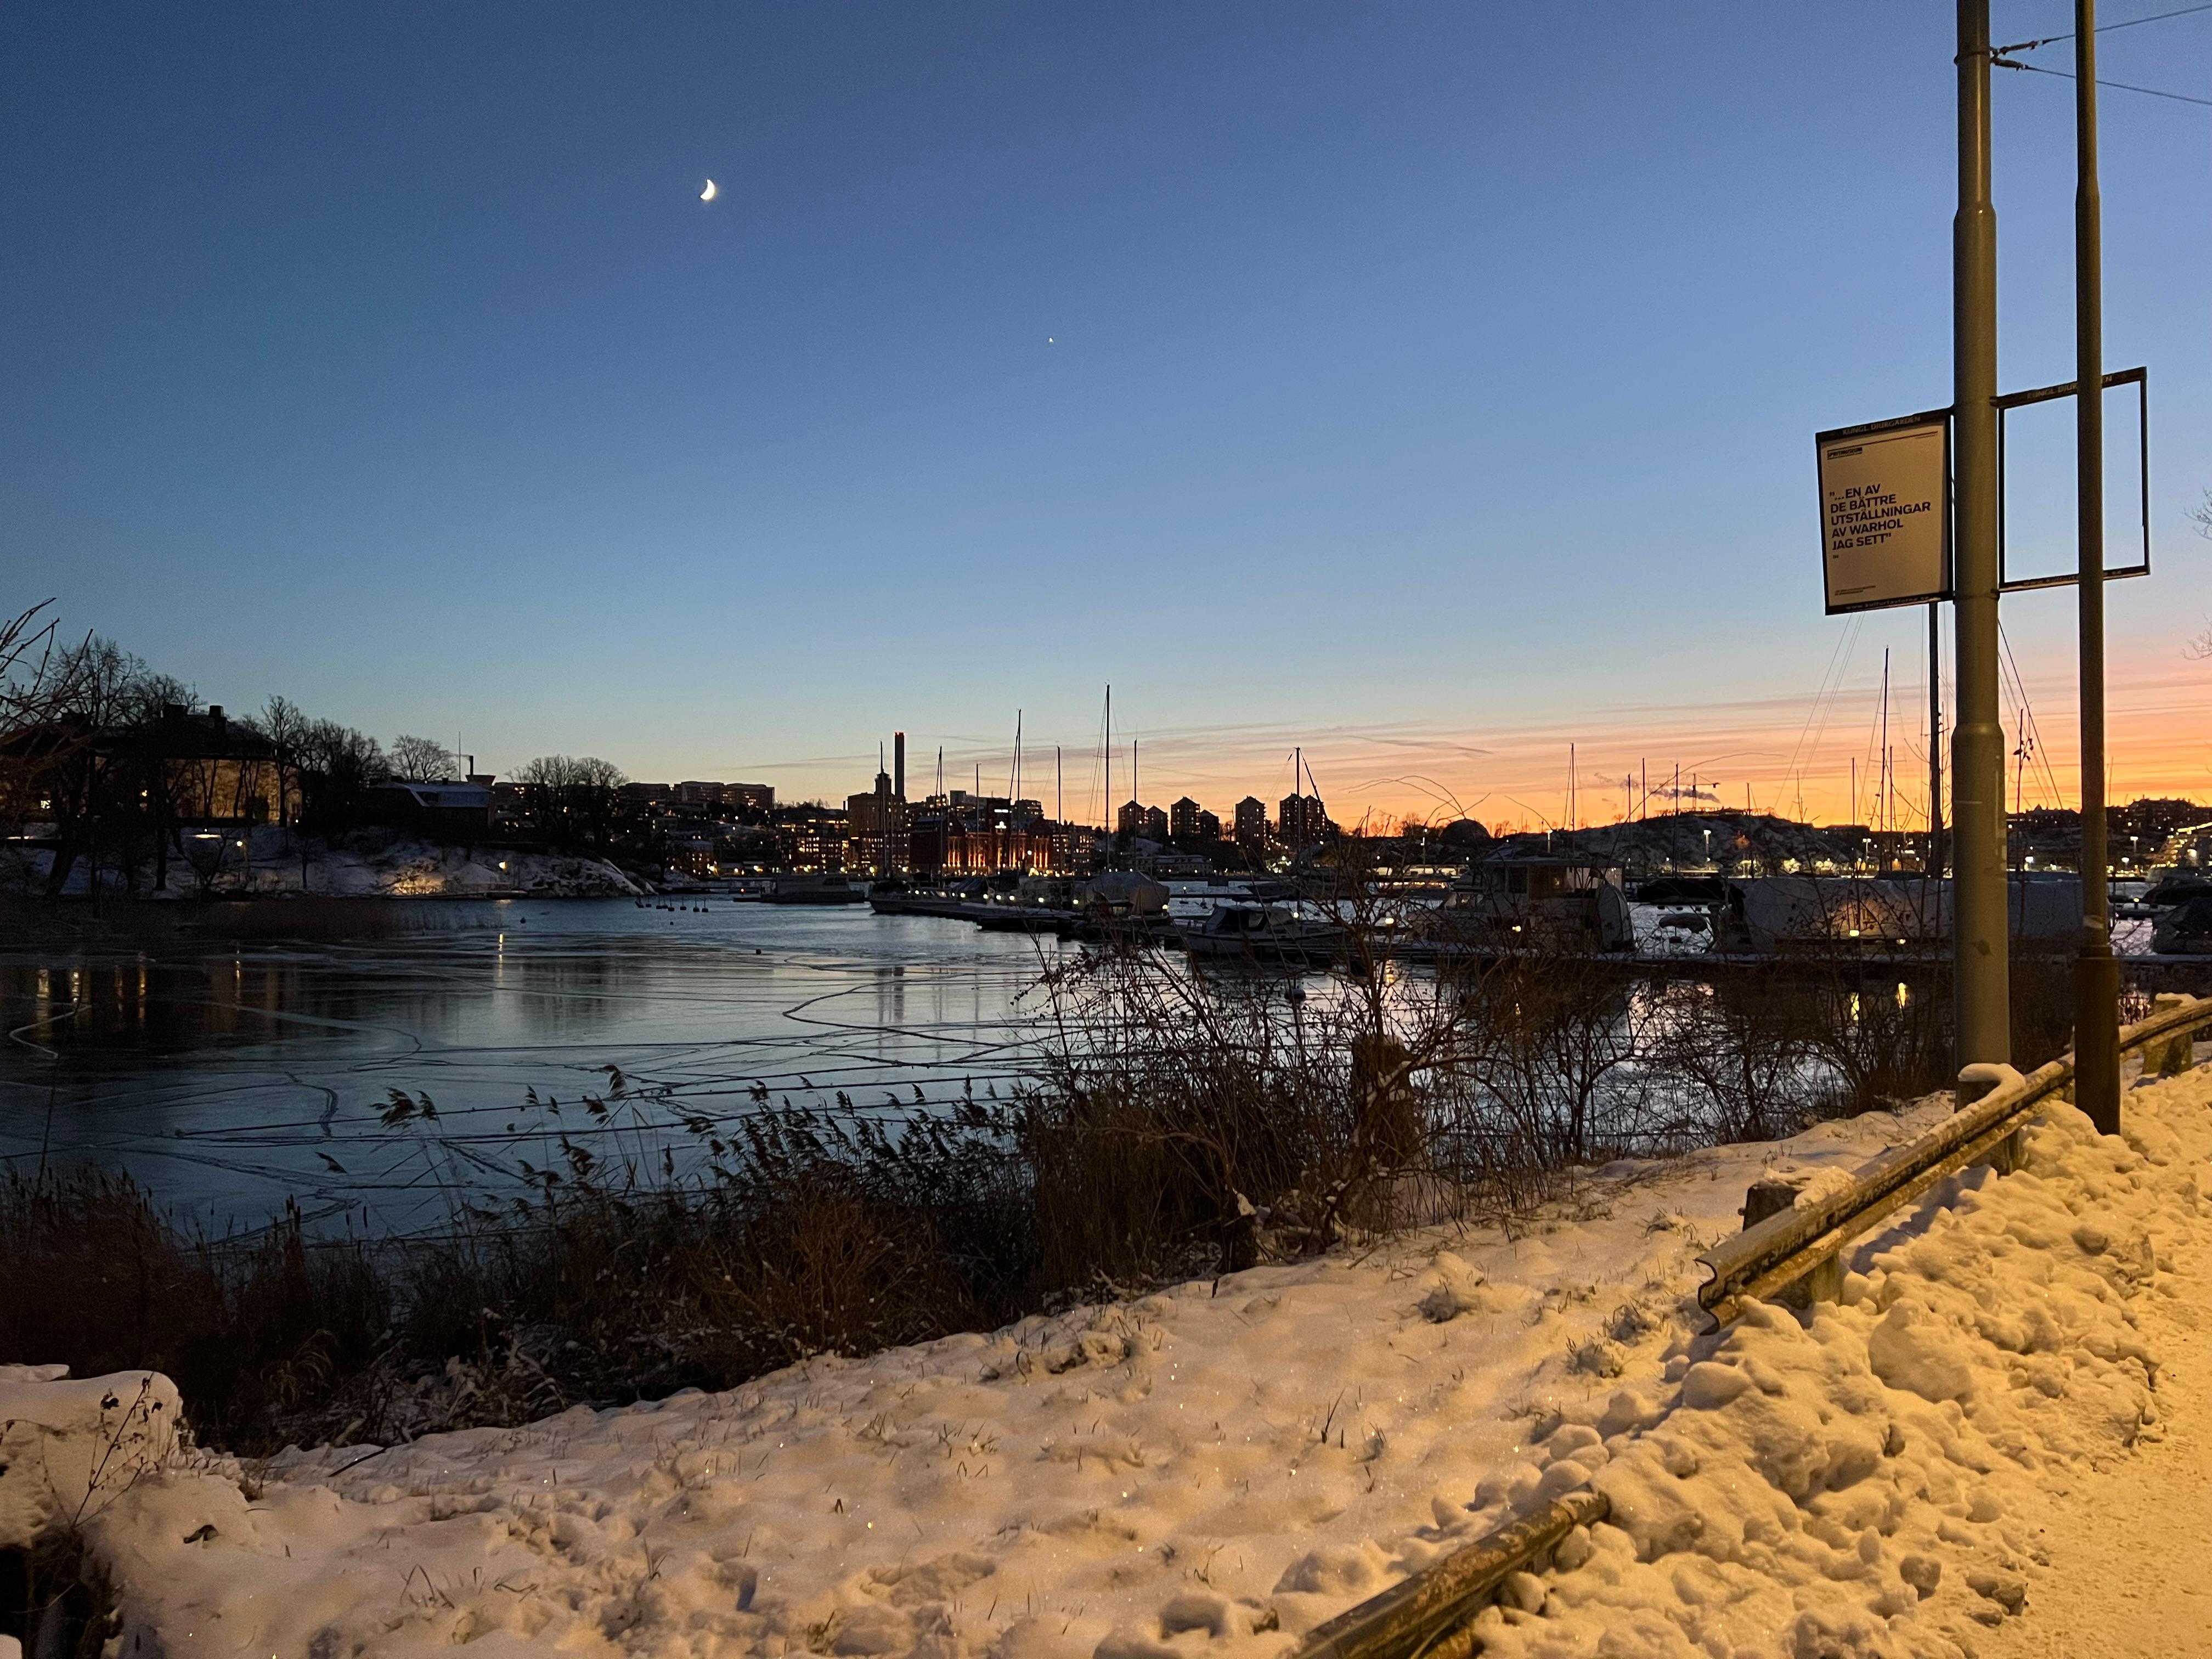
[1815,406,1954,616]
[1994,365,2149,593]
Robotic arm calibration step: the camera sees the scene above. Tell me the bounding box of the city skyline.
[163,632,2212,833]
[52,639,2211,833]
[605,633,2212,830]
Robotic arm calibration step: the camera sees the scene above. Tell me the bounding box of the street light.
[2071,0,2120,1135]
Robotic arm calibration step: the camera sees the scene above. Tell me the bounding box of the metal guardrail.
[1696,990,2212,1324]
[1286,992,2212,1659]
[1290,1488,1607,1659]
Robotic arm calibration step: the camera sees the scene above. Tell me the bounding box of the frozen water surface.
[0,900,1069,1233]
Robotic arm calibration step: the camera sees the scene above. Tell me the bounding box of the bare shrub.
[371,1091,1032,1418]
[6,1521,116,1658]
[2008,955,2078,1072]
[1024,943,1364,1276]
[1449,947,1658,1166]
[1647,975,1822,1143]
[0,1173,388,1454]
[1805,966,1953,1116]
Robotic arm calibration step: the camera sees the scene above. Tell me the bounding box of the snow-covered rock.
[0,1368,181,1550]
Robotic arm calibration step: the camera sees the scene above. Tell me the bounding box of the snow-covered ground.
[21,1058,2212,1657]
[1,824,642,898]
[1973,1272,2212,1658]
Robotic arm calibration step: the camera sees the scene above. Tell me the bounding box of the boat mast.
[1880,647,1892,866]
[1928,602,1944,878]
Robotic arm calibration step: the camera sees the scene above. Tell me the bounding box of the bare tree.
[179,827,234,900]
[297,721,387,831]
[388,734,453,781]
[514,754,577,844]
[514,754,579,790]
[515,755,627,851]
[33,635,179,895]
[0,601,66,837]
[255,695,311,829]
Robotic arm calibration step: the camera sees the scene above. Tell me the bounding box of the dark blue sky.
[5,3,2208,821]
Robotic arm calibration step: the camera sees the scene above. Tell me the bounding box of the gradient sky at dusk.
[5,3,2210,828]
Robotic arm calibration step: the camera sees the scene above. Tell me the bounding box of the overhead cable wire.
[1788,614,1864,820]
[1997,624,2069,809]
[1778,618,1857,811]
[1996,0,2212,52]
[1992,55,2212,106]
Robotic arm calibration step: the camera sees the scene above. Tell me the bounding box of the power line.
[1996,0,2212,53]
[1993,54,2212,106]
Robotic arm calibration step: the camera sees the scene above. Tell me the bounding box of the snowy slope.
[48,1062,2212,1658]
[223,830,644,898]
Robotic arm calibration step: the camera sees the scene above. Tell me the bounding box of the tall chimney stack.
[894,731,906,802]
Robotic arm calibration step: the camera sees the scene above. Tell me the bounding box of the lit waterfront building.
[845,768,907,875]
[1278,791,1331,851]
[1234,795,1269,854]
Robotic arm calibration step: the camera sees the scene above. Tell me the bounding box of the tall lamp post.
[2073,0,2121,1132]
[1954,0,2011,1082]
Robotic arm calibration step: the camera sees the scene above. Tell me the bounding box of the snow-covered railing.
[1695,990,2212,1325]
[1288,993,2212,1659]
[1288,1488,1607,1659]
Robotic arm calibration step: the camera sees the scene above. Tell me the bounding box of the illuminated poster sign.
[1816,411,1950,614]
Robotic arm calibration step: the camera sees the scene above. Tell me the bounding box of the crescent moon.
[701,179,718,202]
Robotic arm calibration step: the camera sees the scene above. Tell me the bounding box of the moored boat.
[1181,901,1343,964]
[763,873,867,905]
